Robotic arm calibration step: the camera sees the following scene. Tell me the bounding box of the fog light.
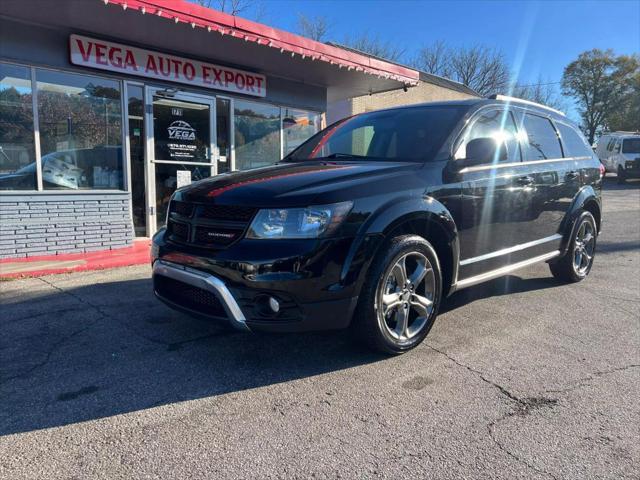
[268,296,280,313]
[255,294,281,317]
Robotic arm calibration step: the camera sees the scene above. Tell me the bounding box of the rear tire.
[351,235,442,354]
[549,211,597,283]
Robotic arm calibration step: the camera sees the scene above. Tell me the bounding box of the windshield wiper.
[324,153,368,159]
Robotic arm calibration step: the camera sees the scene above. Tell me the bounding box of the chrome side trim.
[459,156,590,174]
[152,260,249,331]
[459,234,562,266]
[454,250,561,290]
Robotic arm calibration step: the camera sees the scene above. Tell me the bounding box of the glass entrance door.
[145,88,216,234]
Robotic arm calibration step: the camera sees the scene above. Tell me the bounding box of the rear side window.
[622,139,640,154]
[557,123,592,158]
[462,109,521,162]
[522,114,563,160]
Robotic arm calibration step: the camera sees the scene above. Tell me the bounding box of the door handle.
[566,170,580,180]
[515,175,534,186]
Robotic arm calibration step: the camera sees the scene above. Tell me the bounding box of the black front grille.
[170,200,194,218]
[199,204,257,222]
[167,221,189,243]
[166,201,256,249]
[154,274,227,318]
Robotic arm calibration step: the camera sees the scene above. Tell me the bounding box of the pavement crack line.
[38,275,234,351]
[544,364,640,394]
[0,319,97,387]
[487,417,559,480]
[425,344,560,480]
[425,344,522,403]
[0,277,107,386]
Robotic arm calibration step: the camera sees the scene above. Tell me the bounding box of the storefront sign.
[69,34,266,97]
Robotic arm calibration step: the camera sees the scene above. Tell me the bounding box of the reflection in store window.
[155,163,211,229]
[36,69,123,190]
[234,100,280,171]
[282,108,320,156]
[0,63,36,190]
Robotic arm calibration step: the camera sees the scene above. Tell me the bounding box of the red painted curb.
[0,240,151,279]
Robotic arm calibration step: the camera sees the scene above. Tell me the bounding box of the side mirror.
[460,137,507,167]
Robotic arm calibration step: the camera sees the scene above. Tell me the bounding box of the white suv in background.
[596,132,640,182]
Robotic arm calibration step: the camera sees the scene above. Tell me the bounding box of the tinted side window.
[463,109,521,162]
[613,139,622,153]
[622,138,640,154]
[522,114,562,160]
[557,123,592,158]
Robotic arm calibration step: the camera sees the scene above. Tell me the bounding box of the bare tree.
[411,40,450,78]
[412,43,509,96]
[342,32,405,63]
[512,77,567,111]
[194,0,254,17]
[296,13,329,42]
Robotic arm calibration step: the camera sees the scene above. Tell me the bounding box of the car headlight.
[247,201,353,239]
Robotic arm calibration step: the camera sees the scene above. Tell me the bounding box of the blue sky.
[245,0,639,118]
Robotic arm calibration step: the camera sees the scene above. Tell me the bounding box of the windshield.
[622,138,640,154]
[285,105,467,163]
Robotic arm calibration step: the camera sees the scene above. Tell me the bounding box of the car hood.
[177,160,425,207]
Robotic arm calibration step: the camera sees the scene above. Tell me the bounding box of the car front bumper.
[151,230,381,332]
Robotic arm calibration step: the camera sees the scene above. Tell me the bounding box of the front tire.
[351,235,442,354]
[549,211,597,283]
[617,165,627,184]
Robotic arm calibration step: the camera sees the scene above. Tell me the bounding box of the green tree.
[562,49,639,144]
[607,66,640,132]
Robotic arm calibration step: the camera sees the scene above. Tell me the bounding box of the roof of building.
[104,0,419,86]
[326,42,479,97]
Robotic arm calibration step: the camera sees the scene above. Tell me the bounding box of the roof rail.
[489,94,566,117]
[605,130,640,135]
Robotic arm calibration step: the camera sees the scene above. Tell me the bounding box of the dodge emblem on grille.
[207,231,236,239]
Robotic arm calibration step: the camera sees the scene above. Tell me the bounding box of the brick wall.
[0,194,134,259]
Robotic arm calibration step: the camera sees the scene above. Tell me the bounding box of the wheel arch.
[559,185,602,254]
[341,196,460,298]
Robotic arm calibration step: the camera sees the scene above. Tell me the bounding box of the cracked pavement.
[1,178,639,479]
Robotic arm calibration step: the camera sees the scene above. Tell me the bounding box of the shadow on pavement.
[0,278,385,436]
[602,176,640,190]
[441,274,561,314]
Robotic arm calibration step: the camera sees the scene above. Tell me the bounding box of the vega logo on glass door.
[168,121,196,141]
[153,98,210,161]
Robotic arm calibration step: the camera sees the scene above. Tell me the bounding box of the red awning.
[103,0,419,86]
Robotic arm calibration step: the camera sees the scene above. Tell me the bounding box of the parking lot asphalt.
[1,177,639,480]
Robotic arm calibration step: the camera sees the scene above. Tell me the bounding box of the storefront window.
[128,85,146,236]
[234,100,280,171]
[0,63,36,190]
[282,108,320,156]
[36,69,123,190]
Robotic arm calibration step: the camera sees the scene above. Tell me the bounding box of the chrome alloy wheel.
[573,219,596,275]
[377,252,436,343]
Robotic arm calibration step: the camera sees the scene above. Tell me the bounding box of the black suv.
[152,96,603,354]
